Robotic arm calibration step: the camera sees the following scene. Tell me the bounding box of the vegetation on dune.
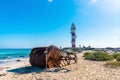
[116,55,120,61]
[63,49,120,68]
[84,52,95,60]
[111,53,120,61]
[105,61,120,68]
[84,51,114,61]
[83,52,92,57]
[112,53,120,58]
[84,51,120,67]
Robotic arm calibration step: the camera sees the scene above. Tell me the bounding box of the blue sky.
[0,0,120,48]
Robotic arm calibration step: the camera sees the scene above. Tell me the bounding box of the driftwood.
[29,45,77,68]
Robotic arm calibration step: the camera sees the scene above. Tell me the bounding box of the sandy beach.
[0,53,120,80]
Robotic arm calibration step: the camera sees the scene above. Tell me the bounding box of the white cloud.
[80,36,120,48]
[98,0,120,13]
[75,0,120,47]
[90,0,97,5]
[76,0,120,14]
[48,0,53,3]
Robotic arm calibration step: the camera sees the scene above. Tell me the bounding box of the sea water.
[0,49,31,64]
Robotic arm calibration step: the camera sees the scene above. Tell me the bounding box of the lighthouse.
[71,23,76,48]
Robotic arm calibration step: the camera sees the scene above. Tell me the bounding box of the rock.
[19,56,25,58]
[3,56,11,59]
[0,73,6,76]
[16,59,21,62]
[59,69,69,73]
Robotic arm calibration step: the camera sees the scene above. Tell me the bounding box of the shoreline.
[0,57,29,66]
[0,58,29,67]
[0,58,30,78]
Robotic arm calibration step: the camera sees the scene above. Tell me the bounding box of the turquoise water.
[0,49,31,64]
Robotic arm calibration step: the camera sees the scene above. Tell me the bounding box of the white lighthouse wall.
[72,36,76,39]
[71,29,75,33]
[72,42,75,45]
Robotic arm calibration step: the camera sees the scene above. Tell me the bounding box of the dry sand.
[0,53,120,80]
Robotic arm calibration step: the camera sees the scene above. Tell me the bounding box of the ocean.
[0,49,31,64]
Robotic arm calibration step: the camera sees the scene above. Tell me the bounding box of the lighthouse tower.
[71,23,76,48]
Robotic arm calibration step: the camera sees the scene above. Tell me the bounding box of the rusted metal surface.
[29,45,77,68]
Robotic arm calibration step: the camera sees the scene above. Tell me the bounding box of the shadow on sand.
[7,66,71,74]
[7,66,45,74]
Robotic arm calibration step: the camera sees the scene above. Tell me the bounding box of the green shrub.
[94,51,106,61]
[94,51,114,61]
[84,53,95,60]
[105,61,120,68]
[83,52,93,57]
[84,51,114,61]
[116,55,120,61]
[112,53,120,58]
[105,55,114,61]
